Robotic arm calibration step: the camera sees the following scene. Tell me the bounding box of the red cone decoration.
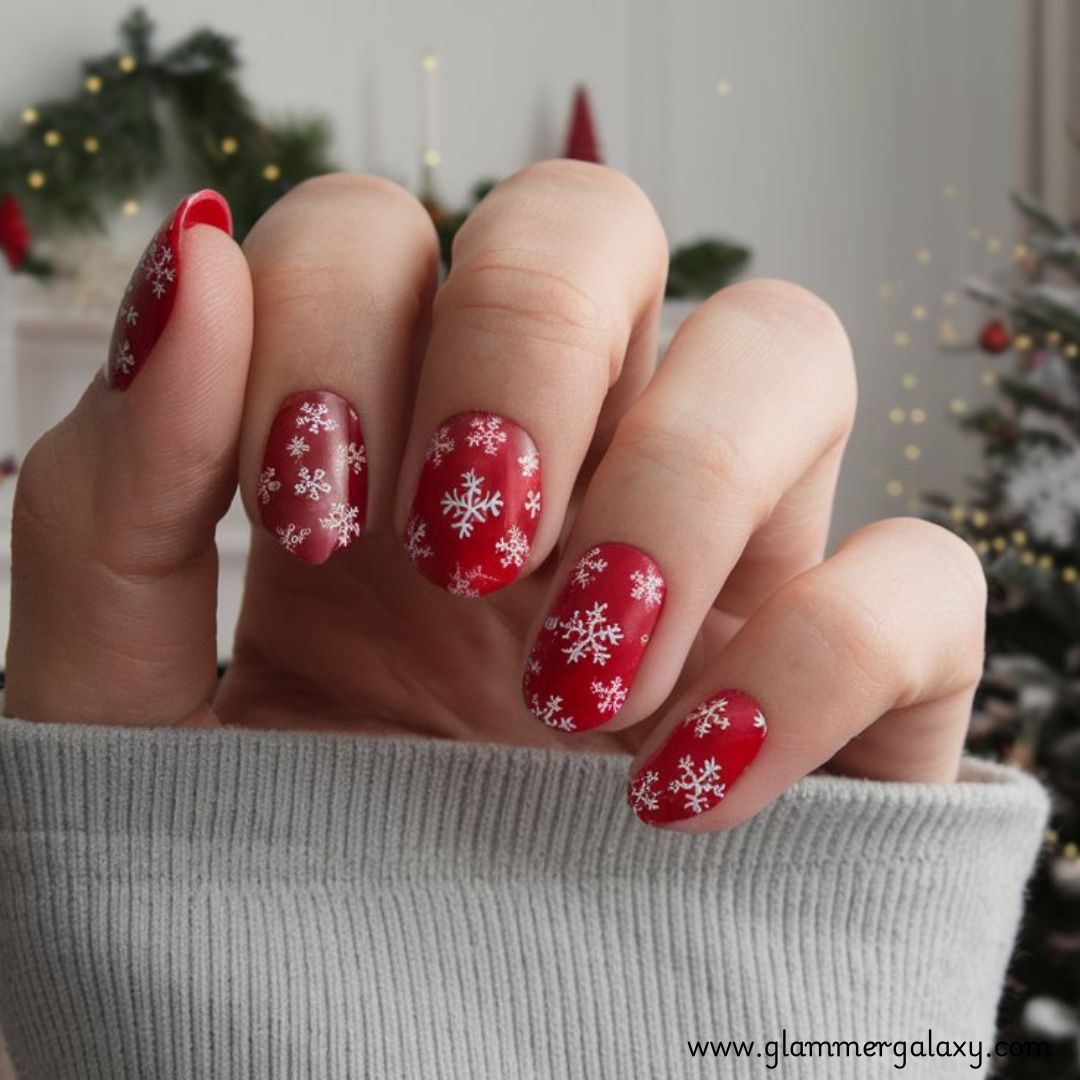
[979,318,1012,355]
[564,86,602,164]
[0,195,30,271]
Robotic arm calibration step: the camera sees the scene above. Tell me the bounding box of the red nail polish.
[406,411,540,597]
[106,190,232,390]
[259,390,367,564]
[522,543,665,733]
[629,689,767,825]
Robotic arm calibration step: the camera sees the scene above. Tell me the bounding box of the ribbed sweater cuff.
[0,715,1051,1079]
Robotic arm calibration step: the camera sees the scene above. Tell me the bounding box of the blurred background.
[1,1,1079,1076]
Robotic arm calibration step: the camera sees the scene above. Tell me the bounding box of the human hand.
[5,163,986,829]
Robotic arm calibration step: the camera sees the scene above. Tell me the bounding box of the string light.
[985,236,1002,253]
[121,199,139,216]
[886,480,903,497]
[911,304,928,321]
[715,80,733,96]
[942,291,959,307]
[26,171,45,190]
[992,536,1007,552]
[893,331,911,347]
[917,248,933,264]
[938,319,958,345]
[221,136,238,155]
[971,509,989,528]
[43,130,61,147]
[910,408,926,424]
[420,52,438,72]
[262,163,281,181]
[889,407,905,424]
[949,505,966,523]
[904,444,921,461]
[1064,567,1078,583]
[83,136,99,153]
[949,397,967,414]
[1039,554,1054,569]
[84,75,102,93]
[1011,529,1028,546]
[21,107,39,124]
[1014,243,1029,260]
[901,373,918,389]
[877,283,894,299]
[968,227,982,242]
[1047,330,1062,347]
[981,371,998,387]
[422,149,442,167]
[118,55,137,73]
[975,540,989,555]
[1014,334,1033,351]
[1020,551,1036,566]
[1065,344,1079,359]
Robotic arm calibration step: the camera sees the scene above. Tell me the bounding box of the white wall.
[0,0,1021,541]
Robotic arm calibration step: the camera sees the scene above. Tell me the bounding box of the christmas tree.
[564,86,601,164]
[930,193,1080,1078]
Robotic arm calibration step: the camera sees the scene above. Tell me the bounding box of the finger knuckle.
[437,258,616,360]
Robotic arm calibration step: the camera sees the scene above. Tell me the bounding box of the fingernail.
[522,543,665,733]
[259,390,367,564]
[405,411,540,597]
[628,689,767,825]
[106,190,232,390]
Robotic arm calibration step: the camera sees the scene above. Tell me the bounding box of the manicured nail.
[628,689,767,825]
[106,190,232,390]
[259,390,367,564]
[522,543,665,733]
[405,411,540,597]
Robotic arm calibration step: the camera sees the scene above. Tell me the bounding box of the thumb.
[5,191,253,726]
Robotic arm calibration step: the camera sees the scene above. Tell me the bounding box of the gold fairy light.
[121,199,139,216]
[43,130,61,147]
[84,75,102,93]
[975,540,990,555]
[877,283,894,299]
[938,319,958,345]
[942,291,959,307]
[886,480,903,497]
[118,55,137,73]
[985,236,1002,253]
[1014,243,1029,260]
[83,136,99,153]
[1064,567,1078,583]
[21,106,39,124]
[911,304,928,321]
[901,373,918,389]
[1021,551,1036,566]
[1047,330,1062,347]
[26,170,45,189]
[1014,334,1033,351]
[949,397,967,414]
[893,331,911,347]
[968,227,983,242]
[220,136,238,155]
[916,248,933,264]
[910,408,926,424]
[971,509,989,528]
[715,80,732,96]
[904,444,921,461]
[262,163,281,181]
[981,371,998,387]
[1011,529,1028,546]
[889,407,905,424]
[1065,344,1079,359]
[992,536,1007,552]
[949,505,966,523]
[1039,554,1054,569]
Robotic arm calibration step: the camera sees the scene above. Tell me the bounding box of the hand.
[5,163,986,830]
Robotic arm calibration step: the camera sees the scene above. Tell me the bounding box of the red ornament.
[564,85,602,164]
[978,319,1012,354]
[0,195,31,271]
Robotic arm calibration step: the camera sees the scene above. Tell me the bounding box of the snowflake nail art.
[106,190,232,390]
[259,390,368,565]
[523,543,665,733]
[628,689,767,826]
[406,411,540,597]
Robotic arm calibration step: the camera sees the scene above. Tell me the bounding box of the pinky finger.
[627,518,987,831]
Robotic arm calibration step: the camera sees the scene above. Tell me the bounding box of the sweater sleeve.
[0,714,1048,1080]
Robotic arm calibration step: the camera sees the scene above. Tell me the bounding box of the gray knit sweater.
[0,715,1049,1079]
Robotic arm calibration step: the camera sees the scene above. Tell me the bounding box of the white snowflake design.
[689,698,730,738]
[426,426,455,467]
[319,502,361,549]
[286,435,310,459]
[143,239,176,299]
[559,602,625,666]
[257,466,282,505]
[441,469,504,538]
[295,402,339,435]
[518,446,540,478]
[294,466,332,501]
[120,303,139,326]
[495,524,530,568]
[590,676,628,715]
[114,339,136,376]
[1003,444,1080,546]
[571,547,609,589]
[448,564,494,598]
[529,693,576,732]
[524,490,541,519]
[629,770,661,814]
[275,523,310,553]
[668,756,726,814]
[465,414,508,455]
[753,710,766,730]
[335,440,366,476]
[629,567,664,608]
[404,516,434,562]
[526,654,542,677]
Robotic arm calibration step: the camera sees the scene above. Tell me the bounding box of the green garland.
[0,9,335,276]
